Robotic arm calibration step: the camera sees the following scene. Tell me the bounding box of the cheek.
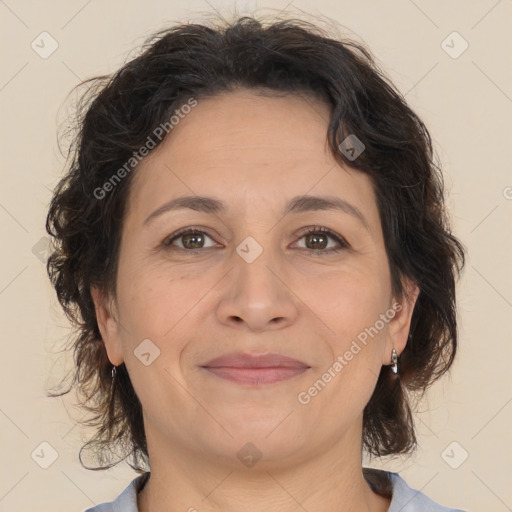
[304,265,390,343]
[115,267,197,422]
[116,260,196,338]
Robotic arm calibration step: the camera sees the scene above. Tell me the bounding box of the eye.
[163,228,219,251]
[162,226,349,255]
[293,226,349,255]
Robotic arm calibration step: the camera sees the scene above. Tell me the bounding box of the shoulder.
[385,470,467,512]
[82,473,149,512]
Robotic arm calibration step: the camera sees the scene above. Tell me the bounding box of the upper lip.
[201,352,310,369]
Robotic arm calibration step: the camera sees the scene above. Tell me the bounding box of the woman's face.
[93,89,417,469]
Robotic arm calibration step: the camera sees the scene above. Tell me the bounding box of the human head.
[46,15,465,471]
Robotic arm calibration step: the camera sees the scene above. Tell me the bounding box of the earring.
[391,348,398,374]
[110,365,117,394]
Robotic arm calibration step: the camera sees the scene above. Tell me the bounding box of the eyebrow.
[143,194,370,231]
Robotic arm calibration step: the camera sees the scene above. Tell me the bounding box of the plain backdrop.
[1,1,511,511]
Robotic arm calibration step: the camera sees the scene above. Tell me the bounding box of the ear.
[382,278,420,365]
[90,285,124,366]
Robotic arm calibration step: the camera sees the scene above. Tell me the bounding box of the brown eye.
[164,229,218,250]
[304,232,329,250]
[163,226,349,255]
[294,226,349,255]
[180,232,206,249]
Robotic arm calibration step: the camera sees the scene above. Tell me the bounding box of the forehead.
[125,89,379,227]
[141,89,334,170]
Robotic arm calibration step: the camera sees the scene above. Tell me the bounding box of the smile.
[202,366,310,385]
[201,352,311,385]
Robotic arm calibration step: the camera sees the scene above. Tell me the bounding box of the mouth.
[200,353,310,386]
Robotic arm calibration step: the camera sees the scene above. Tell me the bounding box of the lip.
[201,353,310,385]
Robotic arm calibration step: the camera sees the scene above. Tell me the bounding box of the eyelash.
[162,226,349,256]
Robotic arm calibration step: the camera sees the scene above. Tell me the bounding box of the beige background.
[1,0,511,511]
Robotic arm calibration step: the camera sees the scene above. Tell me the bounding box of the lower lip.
[203,366,309,385]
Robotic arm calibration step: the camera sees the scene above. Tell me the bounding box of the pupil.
[308,233,327,250]
[184,233,203,248]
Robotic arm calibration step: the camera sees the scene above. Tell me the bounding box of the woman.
[46,14,466,512]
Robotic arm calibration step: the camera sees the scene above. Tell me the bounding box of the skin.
[92,89,419,512]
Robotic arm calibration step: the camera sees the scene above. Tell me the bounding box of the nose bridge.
[215,231,298,331]
[235,233,280,292]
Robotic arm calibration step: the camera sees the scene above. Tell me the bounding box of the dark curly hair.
[46,14,465,474]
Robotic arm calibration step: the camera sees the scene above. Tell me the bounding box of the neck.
[137,418,391,512]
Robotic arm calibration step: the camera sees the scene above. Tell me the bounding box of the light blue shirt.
[84,470,467,511]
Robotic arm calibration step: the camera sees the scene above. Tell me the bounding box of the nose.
[215,247,299,333]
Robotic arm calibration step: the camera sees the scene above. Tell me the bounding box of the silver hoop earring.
[391,348,398,374]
